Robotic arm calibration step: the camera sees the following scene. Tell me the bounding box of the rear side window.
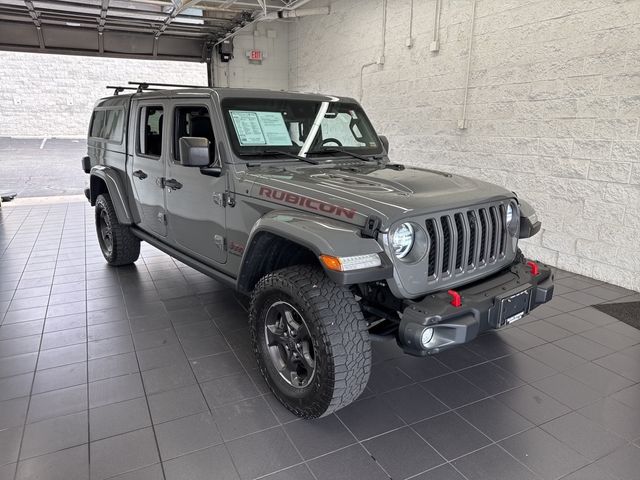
[90,108,124,143]
[138,106,164,157]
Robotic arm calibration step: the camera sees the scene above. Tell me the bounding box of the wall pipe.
[359,0,388,101]
[407,0,414,47]
[432,0,442,50]
[381,0,387,62]
[459,0,477,129]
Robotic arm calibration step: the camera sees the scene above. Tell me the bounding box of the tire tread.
[250,265,371,418]
[96,193,140,266]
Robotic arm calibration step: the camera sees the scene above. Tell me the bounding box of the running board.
[131,227,237,289]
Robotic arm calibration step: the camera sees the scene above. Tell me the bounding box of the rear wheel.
[250,265,371,418]
[95,193,140,266]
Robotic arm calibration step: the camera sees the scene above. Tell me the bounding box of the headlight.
[506,201,519,235]
[506,204,514,224]
[390,223,415,258]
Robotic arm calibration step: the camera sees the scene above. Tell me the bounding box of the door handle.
[164,179,183,190]
[133,170,148,179]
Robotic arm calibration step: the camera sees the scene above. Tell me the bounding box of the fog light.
[420,327,434,347]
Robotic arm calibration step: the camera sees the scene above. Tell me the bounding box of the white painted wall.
[289,0,640,291]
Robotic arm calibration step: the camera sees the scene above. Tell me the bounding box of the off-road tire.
[95,193,140,266]
[249,265,371,418]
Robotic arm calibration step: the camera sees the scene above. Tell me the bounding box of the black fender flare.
[516,198,541,238]
[89,165,133,225]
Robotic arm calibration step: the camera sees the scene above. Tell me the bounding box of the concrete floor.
[0,138,87,198]
[1,199,639,480]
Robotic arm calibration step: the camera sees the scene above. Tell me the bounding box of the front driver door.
[130,101,168,237]
[164,100,227,264]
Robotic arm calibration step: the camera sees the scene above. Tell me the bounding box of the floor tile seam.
[404,460,472,480]
[537,415,633,461]
[93,455,160,480]
[332,406,397,479]
[251,461,314,480]
[591,355,640,382]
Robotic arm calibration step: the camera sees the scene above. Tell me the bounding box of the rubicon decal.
[259,186,356,219]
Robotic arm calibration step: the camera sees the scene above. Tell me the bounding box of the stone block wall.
[0,53,208,137]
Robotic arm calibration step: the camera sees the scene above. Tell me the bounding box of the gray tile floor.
[1,200,639,480]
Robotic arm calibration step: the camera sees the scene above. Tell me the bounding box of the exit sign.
[249,50,262,61]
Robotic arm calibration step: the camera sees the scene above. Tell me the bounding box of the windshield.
[222,98,382,160]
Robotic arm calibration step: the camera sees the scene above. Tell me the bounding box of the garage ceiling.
[0,0,303,61]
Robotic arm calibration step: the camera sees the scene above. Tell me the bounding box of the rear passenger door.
[131,101,168,237]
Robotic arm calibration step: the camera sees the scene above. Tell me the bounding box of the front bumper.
[397,259,554,356]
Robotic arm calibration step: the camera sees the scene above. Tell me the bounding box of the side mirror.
[379,135,389,153]
[179,137,210,167]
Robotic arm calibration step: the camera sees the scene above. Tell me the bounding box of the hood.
[245,164,514,230]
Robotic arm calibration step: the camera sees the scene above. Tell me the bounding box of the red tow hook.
[447,290,462,308]
[527,261,539,276]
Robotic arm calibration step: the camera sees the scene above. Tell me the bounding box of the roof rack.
[107,82,208,96]
[106,85,160,95]
[128,81,208,92]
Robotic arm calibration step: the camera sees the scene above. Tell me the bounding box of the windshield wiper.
[307,147,379,162]
[240,149,319,165]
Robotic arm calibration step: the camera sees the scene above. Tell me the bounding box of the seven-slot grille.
[424,202,509,281]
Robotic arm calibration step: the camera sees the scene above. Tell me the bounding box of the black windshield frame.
[221,97,383,161]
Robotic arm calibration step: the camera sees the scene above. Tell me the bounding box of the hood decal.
[259,186,357,220]
[310,172,413,194]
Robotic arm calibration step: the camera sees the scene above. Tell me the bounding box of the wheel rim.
[98,209,113,254]
[264,300,316,389]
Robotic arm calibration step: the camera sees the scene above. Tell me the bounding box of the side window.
[102,109,124,142]
[90,110,106,138]
[90,109,123,143]
[173,106,214,163]
[139,106,164,157]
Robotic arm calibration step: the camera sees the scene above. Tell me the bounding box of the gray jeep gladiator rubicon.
[82,84,553,418]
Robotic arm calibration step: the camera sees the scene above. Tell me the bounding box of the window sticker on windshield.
[230,110,292,146]
[230,111,265,145]
[256,112,292,145]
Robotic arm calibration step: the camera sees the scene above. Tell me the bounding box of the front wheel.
[250,265,371,418]
[95,193,140,266]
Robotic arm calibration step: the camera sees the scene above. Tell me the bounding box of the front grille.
[424,201,510,282]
